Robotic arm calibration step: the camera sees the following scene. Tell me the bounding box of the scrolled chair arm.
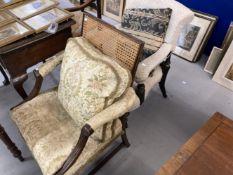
[54,88,140,175]
[38,51,64,77]
[86,87,140,131]
[11,52,64,109]
[135,43,173,83]
[28,51,64,100]
[55,124,94,175]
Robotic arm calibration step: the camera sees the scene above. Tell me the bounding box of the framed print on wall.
[103,0,124,21]
[8,0,58,20]
[213,40,233,91]
[173,10,218,62]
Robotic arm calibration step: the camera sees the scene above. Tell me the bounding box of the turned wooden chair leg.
[135,84,145,105]
[120,114,130,147]
[96,0,102,19]
[159,53,171,98]
[0,124,24,162]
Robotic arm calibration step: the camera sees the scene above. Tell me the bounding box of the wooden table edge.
[155,112,227,175]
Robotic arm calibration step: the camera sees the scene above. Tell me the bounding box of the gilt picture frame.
[0,10,15,28]
[213,40,233,91]
[103,0,124,22]
[173,10,218,62]
[23,8,73,33]
[8,0,58,20]
[0,21,33,47]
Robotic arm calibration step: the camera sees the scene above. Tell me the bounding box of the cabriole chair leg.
[159,53,171,98]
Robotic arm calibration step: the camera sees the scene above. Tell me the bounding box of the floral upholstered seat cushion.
[10,89,123,175]
[58,37,131,141]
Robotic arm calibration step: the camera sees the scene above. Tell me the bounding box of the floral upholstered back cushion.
[58,37,131,141]
[121,8,172,60]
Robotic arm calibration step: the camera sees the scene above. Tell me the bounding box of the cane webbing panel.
[82,14,143,77]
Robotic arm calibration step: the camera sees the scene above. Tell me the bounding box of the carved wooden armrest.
[86,87,140,131]
[55,124,94,175]
[135,43,173,83]
[11,52,64,108]
[54,88,139,174]
[26,51,63,101]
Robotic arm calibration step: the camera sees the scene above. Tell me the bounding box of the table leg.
[0,124,24,161]
[0,64,10,86]
[12,73,28,99]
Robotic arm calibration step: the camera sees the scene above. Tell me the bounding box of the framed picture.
[8,0,58,20]
[0,10,15,27]
[23,8,73,33]
[0,0,24,8]
[213,40,233,91]
[221,22,233,55]
[103,0,124,21]
[0,21,33,47]
[173,10,218,62]
[204,47,223,74]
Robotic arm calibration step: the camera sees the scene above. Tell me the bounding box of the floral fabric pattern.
[10,89,123,175]
[121,8,172,60]
[58,37,131,141]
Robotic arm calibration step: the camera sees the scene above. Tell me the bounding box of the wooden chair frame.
[12,13,144,175]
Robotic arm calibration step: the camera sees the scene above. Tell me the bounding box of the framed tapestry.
[103,0,124,21]
[173,10,218,62]
[23,8,73,33]
[0,21,33,47]
[8,0,58,20]
[0,10,15,27]
[213,40,233,91]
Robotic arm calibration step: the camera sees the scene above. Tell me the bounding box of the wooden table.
[0,123,24,161]
[156,112,233,175]
[0,20,75,99]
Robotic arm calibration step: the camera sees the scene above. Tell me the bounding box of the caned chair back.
[81,13,144,79]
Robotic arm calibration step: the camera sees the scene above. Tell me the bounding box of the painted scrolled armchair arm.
[86,87,140,131]
[135,43,173,83]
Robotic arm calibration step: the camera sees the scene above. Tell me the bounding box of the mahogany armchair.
[10,13,144,175]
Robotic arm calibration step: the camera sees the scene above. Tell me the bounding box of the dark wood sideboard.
[0,20,75,99]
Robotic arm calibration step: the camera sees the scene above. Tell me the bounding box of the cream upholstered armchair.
[10,13,143,175]
[120,0,194,103]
